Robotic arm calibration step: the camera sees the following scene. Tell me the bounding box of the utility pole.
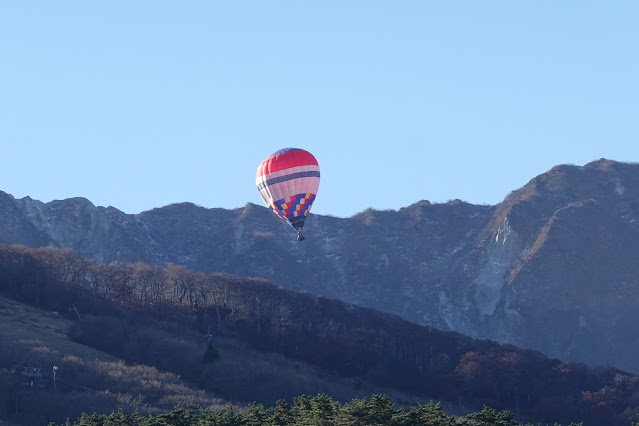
[52,365,58,392]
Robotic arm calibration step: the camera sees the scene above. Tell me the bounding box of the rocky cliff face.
[1,158,638,373]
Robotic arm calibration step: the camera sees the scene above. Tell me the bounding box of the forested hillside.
[1,244,639,425]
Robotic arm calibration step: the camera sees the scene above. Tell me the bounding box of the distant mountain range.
[2,158,638,374]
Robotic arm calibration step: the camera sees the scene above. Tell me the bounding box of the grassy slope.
[0,295,451,425]
[0,296,110,364]
[0,295,228,424]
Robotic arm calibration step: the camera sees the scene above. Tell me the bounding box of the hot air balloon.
[256,148,320,241]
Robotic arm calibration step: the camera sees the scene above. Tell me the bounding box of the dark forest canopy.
[48,397,587,426]
[1,244,639,425]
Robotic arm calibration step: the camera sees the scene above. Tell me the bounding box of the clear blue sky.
[1,2,638,218]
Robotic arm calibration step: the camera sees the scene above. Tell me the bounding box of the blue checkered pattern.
[270,193,316,230]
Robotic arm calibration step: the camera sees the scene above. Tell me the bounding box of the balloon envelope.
[256,148,320,235]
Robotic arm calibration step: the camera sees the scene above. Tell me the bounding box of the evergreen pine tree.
[243,402,270,426]
[336,397,369,425]
[270,399,292,425]
[291,395,314,425]
[465,405,518,426]
[202,340,220,364]
[401,401,460,425]
[309,394,338,425]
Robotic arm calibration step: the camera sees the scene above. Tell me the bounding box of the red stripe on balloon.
[257,148,318,177]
